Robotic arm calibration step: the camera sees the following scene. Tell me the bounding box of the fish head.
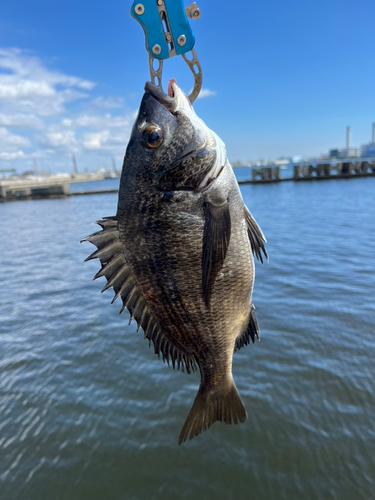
[120,79,226,192]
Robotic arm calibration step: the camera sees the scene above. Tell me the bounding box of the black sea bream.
[82,79,267,444]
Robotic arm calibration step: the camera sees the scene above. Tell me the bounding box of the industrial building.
[360,123,375,157]
[329,124,375,159]
[329,126,360,158]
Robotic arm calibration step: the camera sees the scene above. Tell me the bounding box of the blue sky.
[0,0,374,173]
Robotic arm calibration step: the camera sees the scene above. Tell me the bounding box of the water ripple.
[0,179,374,499]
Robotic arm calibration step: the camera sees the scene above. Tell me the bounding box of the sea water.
[0,177,374,499]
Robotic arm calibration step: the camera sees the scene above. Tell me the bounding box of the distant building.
[329,126,360,158]
[360,123,375,157]
[329,148,360,159]
[361,143,375,157]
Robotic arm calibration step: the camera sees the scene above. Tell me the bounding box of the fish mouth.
[167,78,176,98]
[144,79,186,113]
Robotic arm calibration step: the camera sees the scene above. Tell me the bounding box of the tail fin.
[178,379,247,445]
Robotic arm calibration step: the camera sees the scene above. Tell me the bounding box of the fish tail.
[178,378,247,445]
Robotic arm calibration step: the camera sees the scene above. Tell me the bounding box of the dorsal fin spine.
[94,253,126,281]
[121,283,138,316]
[101,264,128,293]
[83,218,198,374]
[137,303,148,332]
[128,293,143,324]
[111,273,132,304]
[84,240,123,262]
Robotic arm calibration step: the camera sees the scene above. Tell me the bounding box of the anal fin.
[234,304,260,352]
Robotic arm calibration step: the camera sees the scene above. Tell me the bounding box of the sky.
[0,0,375,173]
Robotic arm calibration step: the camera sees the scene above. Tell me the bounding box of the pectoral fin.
[244,206,268,263]
[202,199,231,308]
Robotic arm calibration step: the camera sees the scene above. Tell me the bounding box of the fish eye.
[142,125,163,149]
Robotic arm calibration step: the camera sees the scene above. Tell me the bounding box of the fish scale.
[83,79,267,444]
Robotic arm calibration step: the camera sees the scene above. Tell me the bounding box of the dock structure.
[239,160,375,184]
[0,182,71,200]
[293,160,375,179]
[252,166,281,182]
[0,173,107,202]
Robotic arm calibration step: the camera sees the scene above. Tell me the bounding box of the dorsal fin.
[244,206,268,263]
[234,304,260,352]
[81,218,197,373]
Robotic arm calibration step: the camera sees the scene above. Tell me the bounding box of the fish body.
[83,80,267,443]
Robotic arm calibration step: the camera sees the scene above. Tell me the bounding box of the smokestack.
[346,126,351,149]
[372,123,375,143]
[112,157,117,174]
[71,153,78,174]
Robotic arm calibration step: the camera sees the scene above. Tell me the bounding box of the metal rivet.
[135,3,144,15]
[177,35,186,46]
[157,0,163,5]
[152,44,162,55]
[165,32,172,43]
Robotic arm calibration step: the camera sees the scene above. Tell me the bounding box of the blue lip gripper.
[130,0,202,103]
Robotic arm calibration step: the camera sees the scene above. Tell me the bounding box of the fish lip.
[144,81,178,113]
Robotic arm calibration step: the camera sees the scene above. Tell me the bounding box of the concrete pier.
[252,166,280,182]
[240,160,375,184]
[0,182,70,201]
[0,172,106,202]
[293,160,375,179]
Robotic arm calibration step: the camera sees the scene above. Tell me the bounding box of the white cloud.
[197,88,217,99]
[83,130,110,149]
[0,48,95,116]
[83,129,128,150]
[0,150,25,160]
[0,127,30,161]
[0,113,43,128]
[92,96,124,109]
[0,47,135,172]
[0,127,30,148]
[0,80,55,99]
[61,113,133,130]
[39,130,78,150]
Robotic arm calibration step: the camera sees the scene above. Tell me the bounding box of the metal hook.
[148,48,202,104]
[148,54,164,91]
[182,48,202,103]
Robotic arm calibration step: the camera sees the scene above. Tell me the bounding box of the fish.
[82,78,267,444]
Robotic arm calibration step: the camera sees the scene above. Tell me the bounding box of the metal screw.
[157,0,163,5]
[185,3,201,20]
[177,35,186,46]
[165,32,172,43]
[191,8,201,18]
[135,3,144,15]
[152,44,162,55]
